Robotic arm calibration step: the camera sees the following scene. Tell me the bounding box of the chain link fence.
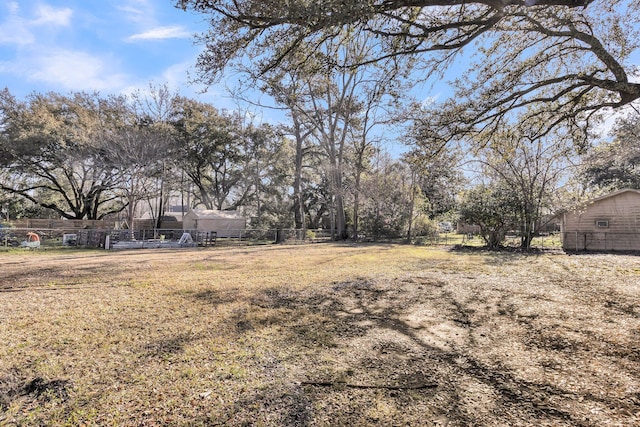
[0,224,563,251]
[561,231,640,252]
[0,227,336,250]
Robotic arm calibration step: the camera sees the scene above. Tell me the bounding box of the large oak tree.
[176,0,640,139]
[0,90,127,220]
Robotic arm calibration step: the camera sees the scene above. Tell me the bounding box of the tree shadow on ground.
[0,371,72,413]
[190,277,639,426]
[449,245,567,268]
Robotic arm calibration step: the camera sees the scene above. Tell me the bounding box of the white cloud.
[159,60,229,101]
[32,4,72,26]
[0,1,32,45]
[127,25,190,41]
[6,1,18,14]
[421,95,439,107]
[0,2,71,46]
[0,1,206,98]
[159,60,191,87]
[0,16,34,45]
[117,0,155,27]
[123,61,196,97]
[119,59,228,106]
[24,49,129,92]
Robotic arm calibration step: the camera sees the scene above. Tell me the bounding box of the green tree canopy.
[0,90,127,219]
[170,97,244,210]
[583,111,640,190]
[459,182,520,249]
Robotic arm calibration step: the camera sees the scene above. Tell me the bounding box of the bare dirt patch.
[0,245,638,426]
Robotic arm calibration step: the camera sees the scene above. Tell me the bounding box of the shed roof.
[561,188,640,217]
[186,209,244,220]
[581,188,640,206]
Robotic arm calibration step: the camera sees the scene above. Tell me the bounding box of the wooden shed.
[183,209,246,238]
[561,189,640,251]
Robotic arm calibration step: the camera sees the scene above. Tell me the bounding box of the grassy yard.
[0,244,638,426]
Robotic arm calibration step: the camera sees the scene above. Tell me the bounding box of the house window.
[596,220,609,228]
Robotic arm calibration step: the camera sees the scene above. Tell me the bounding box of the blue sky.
[0,0,233,105]
[1,1,634,140]
[0,0,417,154]
[0,1,459,120]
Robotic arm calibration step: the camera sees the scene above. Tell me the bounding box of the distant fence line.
[9,219,117,230]
[7,218,184,231]
[1,226,564,250]
[4,227,440,249]
[0,227,336,249]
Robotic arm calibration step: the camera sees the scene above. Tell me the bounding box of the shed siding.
[562,190,640,251]
[183,209,246,238]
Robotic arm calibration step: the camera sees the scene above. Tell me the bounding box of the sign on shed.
[183,209,246,238]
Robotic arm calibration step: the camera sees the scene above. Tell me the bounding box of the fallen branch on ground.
[300,380,437,390]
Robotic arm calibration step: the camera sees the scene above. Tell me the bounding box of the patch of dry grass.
[0,244,638,426]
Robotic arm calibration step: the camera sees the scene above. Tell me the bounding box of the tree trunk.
[331,166,347,240]
[155,176,165,231]
[406,171,417,240]
[293,126,305,231]
[335,192,347,240]
[127,195,136,239]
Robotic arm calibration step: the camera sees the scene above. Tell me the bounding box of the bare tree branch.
[177,0,638,143]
